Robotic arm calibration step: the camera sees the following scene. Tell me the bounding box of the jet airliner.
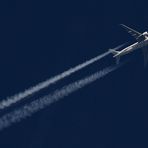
[110,24,148,66]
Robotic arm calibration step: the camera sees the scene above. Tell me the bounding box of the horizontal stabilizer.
[109,49,119,55]
[109,42,127,55]
[109,49,121,65]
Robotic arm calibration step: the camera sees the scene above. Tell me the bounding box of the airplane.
[110,24,148,66]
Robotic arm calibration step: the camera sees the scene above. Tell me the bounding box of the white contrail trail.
[0,52,110,110]
[0,63,124,131]
[0,44,125,110]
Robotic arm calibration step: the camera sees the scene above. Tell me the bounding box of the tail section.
[109,42,127,56]
[109,49,121,65]
[109,49,119,55]
[109,43,127,65]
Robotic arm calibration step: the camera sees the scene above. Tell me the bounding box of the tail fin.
[109,49,119,55]
[109,42,127,55]
[109,43,126,65]
[109,49,120,65]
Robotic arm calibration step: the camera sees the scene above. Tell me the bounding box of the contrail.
[0,63,124,131]
[0,44,125,110]
[0,52,109,110]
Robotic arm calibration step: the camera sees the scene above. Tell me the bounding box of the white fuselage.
[115,37,148,57]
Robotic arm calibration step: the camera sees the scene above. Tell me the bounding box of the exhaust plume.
[0,51,110,110]
[0,43,126,110]
[0,64,123,131]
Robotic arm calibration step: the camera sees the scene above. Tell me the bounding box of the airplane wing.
[142,47,148,67]
[120,24,144,42]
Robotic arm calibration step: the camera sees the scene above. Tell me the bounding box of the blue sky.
[0,0,148,147]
